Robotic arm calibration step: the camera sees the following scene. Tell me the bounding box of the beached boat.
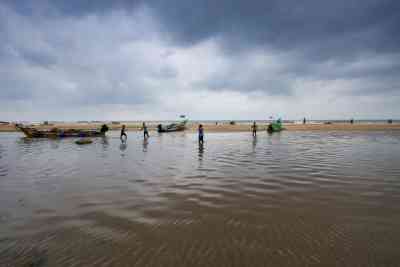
[157,120,188,133]
[267,120,284,133]
[16,124,109,138]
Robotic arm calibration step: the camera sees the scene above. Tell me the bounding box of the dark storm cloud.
[2,0,143,16]
[1,0,399,120]
[6,0,400,48]
[0,3,160,108]
[4,0,400,60]
[5,1,399,80]
[149,0,400,60]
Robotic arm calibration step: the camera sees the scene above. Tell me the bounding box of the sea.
[1,130,400,266]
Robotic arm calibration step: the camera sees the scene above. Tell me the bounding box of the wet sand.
[1,122,400,133]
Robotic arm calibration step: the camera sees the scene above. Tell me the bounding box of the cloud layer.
[1,0,399,121]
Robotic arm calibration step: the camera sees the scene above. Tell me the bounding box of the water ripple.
[1,131,400,266]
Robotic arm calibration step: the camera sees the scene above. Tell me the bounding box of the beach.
[1,121,400,133]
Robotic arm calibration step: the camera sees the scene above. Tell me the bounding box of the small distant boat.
[157,119,188,133]
[16,124,109,138]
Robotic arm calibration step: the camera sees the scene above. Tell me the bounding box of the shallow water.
[1,131,400,266]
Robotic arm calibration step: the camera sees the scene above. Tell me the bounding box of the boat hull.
[16,125,105,138]
[157,121,187,133]
[267,122,284,133]
[158,127,185,133]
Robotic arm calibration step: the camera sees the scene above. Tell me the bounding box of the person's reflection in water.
[50,139,60,150]
[252,135,257,153]
[198,142,204,162]
[142,139,148,152]
[99,136,109,159]
[101,136,109,149]
[119,142,127,156]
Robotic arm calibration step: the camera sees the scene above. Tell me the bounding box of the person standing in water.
[251,121,257,137]
[120,124,127,142]
[198,124,204,145]
[143,122,150,139]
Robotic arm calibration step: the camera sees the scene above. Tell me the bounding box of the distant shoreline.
[2,122,400,133]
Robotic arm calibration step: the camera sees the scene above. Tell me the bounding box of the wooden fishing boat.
[267,120,284,133]
[16,124,109,138]
[157,120,187,133]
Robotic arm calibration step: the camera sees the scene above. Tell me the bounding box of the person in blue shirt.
[198,124,204,145]
[143,122,149,139]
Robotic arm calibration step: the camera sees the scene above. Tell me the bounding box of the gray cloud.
[150,1,400,55]
[5,1,400,53]
[0,0,399,120]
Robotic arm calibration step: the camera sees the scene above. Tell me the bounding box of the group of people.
[120,122,149,143]
[120,119,397,144]
[119,121,273,145]
[121,123,205,144]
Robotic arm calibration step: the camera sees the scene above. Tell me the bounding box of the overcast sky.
[1,0,399,121]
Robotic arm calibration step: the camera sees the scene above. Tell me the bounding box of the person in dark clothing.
[350,118,354,124]
[100,124,109,134]
[303,117,306,124]
[267,123,273,134]
[143,122,149,139]
[251,121,257,137]
[120,124,127,142]
[198,124,204,145]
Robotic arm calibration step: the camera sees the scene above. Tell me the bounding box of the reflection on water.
[142,139,148,152]
[119,142,127,152]
[198,143,204,162]
[1,131,400,266]
[100,136,109,147]
[252,135,257,152]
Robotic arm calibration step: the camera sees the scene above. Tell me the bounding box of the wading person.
[251,121,257,137]
[143,122,150,139]
[100,124,109,134]
[120,124,127,142]
[198,124,204,145]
